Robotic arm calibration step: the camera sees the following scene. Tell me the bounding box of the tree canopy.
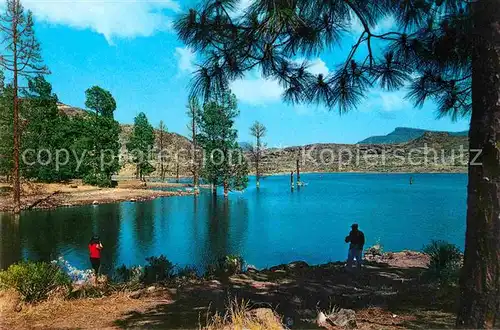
[85,86,117,118]
[127,112,156,180]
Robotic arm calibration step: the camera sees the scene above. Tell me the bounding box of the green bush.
[83,173,113,188]
[176,265,199,279]
[423,240,462,285]
[142,255,174,284]
[113,264,143,284]
[206,255,244,277]
[0,261,71,303]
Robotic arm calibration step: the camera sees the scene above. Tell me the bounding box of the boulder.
[288,261,309,269]
[129,289,144,299]
[146,286,156,293]
[248,308,285,329]
[317,311,328,327]
[330,308,357,329]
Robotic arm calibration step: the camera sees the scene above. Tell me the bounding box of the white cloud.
[362,89,410,113]
[230,73,283,105]
[175,47,196,74]
[24,0,180,43]
[295,58,329,76]
[232,58,330,105]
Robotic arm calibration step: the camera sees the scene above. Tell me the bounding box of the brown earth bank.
[0,180,196,213]
[0,251,458,330]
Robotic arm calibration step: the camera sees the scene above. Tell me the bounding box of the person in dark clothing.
[345,223,365,270]
[88,235,103,279]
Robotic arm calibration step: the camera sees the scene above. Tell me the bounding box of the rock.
[130,198,137,202]
[129,289,144,299]
[146,286,156,293]
[92,200,99,205]
[246,264,258,272]
[269,264,287,272]
[248,308,285,329]
[317,311,328,327]
[330,308,357,329]
[288,261,309,269]
[14,303,22,312]
[69,185,78,189]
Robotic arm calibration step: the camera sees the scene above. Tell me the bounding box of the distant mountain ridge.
[358,127,468,144]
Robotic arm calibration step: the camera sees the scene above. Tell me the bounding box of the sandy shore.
[0,180,195,213]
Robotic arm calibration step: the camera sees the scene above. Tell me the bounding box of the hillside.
[57,103,468,176]
[257,131,468,174]
[57,103,194,178]
[358,127,468,144]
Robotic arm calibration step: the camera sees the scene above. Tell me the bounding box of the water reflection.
[0,174,467,272]
[0,214,21,269]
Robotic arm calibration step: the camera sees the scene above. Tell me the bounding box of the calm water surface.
[0,173,467,274]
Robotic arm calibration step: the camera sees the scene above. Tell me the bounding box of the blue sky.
[22,0,469,147]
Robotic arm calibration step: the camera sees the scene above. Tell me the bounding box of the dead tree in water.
[296,158,301,186]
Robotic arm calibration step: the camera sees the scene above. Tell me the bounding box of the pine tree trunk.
[176,162,179,183]
[192,113,199,189]
[12,19,20,214]
[456,1,500,327]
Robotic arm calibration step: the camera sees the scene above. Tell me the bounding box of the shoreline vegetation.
[0,248,459,329]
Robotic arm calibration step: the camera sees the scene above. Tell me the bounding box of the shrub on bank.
[422,240,462,285]
[113,264,143,284]
[0,261,71,303]
[142,255,175,284]
[206,255,244,277]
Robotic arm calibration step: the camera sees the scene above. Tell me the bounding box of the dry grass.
[204,298,285,330]
[0,290,156,329]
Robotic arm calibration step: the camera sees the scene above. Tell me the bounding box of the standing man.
[345,223,365,270]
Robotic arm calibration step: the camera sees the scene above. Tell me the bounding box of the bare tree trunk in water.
[296,159,300,186]
[223,180,228,197]
[457,1,500,327]
[212,181,217,197]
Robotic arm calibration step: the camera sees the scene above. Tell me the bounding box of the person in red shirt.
[88,235,103,278]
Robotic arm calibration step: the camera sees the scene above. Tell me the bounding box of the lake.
[0,173,467,274]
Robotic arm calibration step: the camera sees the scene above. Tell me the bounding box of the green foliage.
[21,76,74,182]
[176,265,199,279]
[206,255,244,277]
[85,86,116,118]
[142,255,175,284]
[113,264,143,284]
[77,88,122,186]
[197,92,249,191]
[423,240,462,285]
[127,112,156,180]
[0,261,71,303]
[0,83,14,177]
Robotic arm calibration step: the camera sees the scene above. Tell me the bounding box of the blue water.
[0,173,467,273]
